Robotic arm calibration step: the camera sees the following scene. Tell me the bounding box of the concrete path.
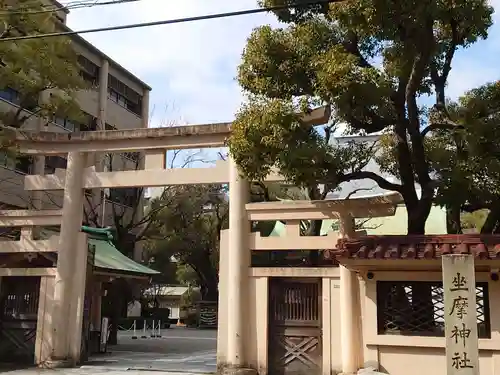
[83,349,216,373]
[0,369,208,375]
[0,327,217,375]
[82,327,217,373]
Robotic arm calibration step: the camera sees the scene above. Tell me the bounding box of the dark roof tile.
[334,234,500,260]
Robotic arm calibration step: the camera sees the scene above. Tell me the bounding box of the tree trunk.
[446,205,462,234]
[307,220,323,265]
[203,277,219,302]
[406,191,433,235]
[406,194,434,327]
[107,282,121,345]
[481,208,500,234]
[412,283,435,332]
[191,252,219,302]
[407,209,427,235]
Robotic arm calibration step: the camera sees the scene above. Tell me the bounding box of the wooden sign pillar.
[442,254,479,375]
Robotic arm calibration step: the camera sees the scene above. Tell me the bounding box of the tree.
[0,0,87,135]
[145,184,228,301]
[84,149,207,344]
[0,0,88,234]
[228,0,493,234]
[83,152,149,257]
[424,81,500,233]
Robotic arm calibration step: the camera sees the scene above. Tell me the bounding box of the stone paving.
[82,328,217,373]
[83,349,216,373]
[0,369,204,375]
[0,327,217,375]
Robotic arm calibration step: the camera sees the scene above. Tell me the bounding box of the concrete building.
[143,285,200,323]
[0,0,151,231]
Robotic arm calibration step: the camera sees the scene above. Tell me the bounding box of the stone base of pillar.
[41,358,75,369]
[220,365,257,375]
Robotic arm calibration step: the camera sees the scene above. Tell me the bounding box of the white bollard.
[132,320,137,339]
[150,319,156,338]
[156,320,162,338]
[141,320,147,339]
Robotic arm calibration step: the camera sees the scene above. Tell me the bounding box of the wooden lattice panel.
[0,277,40,363]
[268,278,322,375]
[377,281,491,338]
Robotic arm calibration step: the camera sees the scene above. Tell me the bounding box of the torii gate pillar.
[224,157,256,375]
[49,152,88,367]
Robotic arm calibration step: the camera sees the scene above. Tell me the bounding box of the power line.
[4,0,101,11]
[0,0,142,16]
[0,0,341,42]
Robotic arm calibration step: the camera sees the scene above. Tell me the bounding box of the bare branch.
[345,186,375,200]
[338,170,402,193]
[356,217,381,230]
[420,122,464,137]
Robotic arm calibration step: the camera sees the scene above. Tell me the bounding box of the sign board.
[442,255,479,375]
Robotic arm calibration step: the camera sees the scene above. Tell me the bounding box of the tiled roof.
[334,234,500,260]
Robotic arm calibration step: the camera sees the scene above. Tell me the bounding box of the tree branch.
[420,122,464,137]
[345,186,375,200]
[442,18,459,83]
[339,171,402,193]
[344,106,394,133]
[342,31,375,70]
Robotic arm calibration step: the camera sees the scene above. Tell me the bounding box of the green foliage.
[144,185,227,300]
[0,0,88,131]
[179,285,201,308]
[426,81,500,232]
[176,264,199,286]
[373,80,500,232]
[461,210,489,232]
[229,0,493,233]
[229,99,374,187]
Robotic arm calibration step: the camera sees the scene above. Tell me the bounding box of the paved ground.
[83,327,217,373]
[0,327,217,375]
[0,369,202,375]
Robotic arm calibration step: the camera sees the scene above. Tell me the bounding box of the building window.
[0,227,21,241]
[376,281,491,338]
[0,151,32,174]
[107,75,142,116]
[0,87,20,105]
[79,113,98,131]
[45,156,67,174]
[54,112,97,132]
[78,55,100,85]
[0,151,16,170]
[0,87,38,113]
[123,152,140,163]
[53,116,78,132]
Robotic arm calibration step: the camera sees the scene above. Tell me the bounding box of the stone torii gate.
[12,107,330,373]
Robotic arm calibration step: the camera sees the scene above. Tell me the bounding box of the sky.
[67,0,500,129]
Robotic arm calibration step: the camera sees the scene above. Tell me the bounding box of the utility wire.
[4,0,101,11]
[0,0,342,42]
[0,0,142,16]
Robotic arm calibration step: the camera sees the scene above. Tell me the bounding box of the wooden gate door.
[268,278,322,375]
[0,276,41,364]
